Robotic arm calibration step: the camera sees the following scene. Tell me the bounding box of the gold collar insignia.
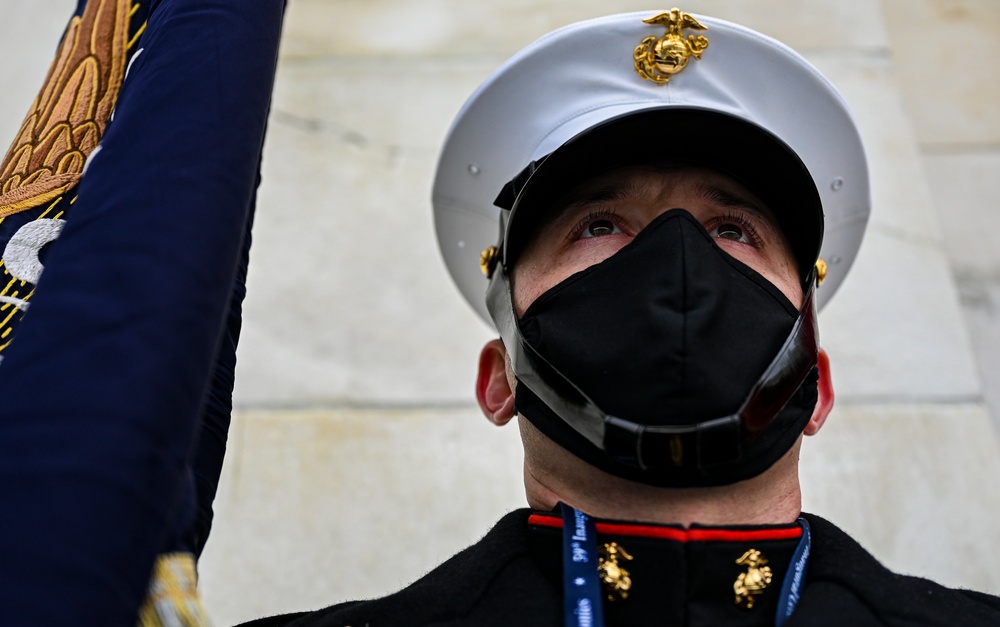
[598,541,634,602]
[734,548,773,609]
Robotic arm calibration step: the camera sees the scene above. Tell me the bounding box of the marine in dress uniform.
[240,8,1000,627]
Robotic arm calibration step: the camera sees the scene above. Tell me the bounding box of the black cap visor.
[495,107,824,283]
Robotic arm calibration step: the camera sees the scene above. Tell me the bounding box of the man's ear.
[803,347,834,436]
[476,339,516,426]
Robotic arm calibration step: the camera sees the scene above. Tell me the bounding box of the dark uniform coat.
[240,511,1000,627]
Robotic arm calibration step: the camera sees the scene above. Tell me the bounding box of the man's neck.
[520,419,804,528]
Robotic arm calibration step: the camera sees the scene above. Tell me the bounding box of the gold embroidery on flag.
[0,0,132,217]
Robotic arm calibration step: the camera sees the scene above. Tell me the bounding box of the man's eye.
[582,219,622,238]
[710,222,747,243]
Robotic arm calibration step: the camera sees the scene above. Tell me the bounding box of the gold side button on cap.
[480,245,499,277]
[815,258,828,286]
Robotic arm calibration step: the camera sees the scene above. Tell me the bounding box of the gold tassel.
[137,553,213,627]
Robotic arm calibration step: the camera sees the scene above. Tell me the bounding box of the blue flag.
[0,0,285,624]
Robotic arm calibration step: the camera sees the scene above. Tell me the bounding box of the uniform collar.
[527,510,803,626]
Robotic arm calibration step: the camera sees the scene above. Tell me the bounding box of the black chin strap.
[486,263,819,472]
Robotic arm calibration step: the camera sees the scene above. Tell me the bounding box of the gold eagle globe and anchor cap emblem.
[733,548,773,609]
[634,8,709,85]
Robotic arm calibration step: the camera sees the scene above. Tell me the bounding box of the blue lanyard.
[775,517,811,626]
[559,505,811,627]
[560,503,605,627]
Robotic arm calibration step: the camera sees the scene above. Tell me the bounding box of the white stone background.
[2,1,1000,625]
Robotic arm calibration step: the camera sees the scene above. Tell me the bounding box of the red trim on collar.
[528,513,803,542]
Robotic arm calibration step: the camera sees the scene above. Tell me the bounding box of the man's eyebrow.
[696,182,773,222]
[564,180,650,208]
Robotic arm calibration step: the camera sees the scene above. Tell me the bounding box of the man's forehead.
[563,164,768,208]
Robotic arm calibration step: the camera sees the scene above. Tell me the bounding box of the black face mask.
[511,209,818,487]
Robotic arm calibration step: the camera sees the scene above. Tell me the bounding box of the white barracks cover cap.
[433,9,870,322]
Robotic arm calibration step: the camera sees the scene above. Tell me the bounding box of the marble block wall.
[1,1,999,625]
